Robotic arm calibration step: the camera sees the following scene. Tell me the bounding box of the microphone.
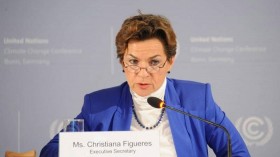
[147,97,232,157]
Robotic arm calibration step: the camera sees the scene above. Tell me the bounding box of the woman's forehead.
[125,39,165,58]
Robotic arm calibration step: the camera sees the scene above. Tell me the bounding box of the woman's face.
[122,38,175,97]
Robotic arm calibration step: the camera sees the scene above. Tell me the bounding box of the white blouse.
[130,78,177,157]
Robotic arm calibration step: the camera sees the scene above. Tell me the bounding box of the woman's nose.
[137,67,150,77]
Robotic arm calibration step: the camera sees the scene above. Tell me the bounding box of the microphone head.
[147,97,166,108]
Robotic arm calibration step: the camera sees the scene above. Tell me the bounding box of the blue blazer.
[40,78,250,157]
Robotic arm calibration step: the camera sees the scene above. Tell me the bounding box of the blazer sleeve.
[204,83,250,157]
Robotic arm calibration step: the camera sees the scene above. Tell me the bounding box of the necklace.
[132,104,165,130]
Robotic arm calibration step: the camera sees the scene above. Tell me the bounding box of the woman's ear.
[120,60,125,72]
[168,56,175,72]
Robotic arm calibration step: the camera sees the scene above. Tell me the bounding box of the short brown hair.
[115,14,177,62]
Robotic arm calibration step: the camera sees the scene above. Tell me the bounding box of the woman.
[40,14,250,157]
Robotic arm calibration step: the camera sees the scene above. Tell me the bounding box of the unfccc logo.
[235,116,273,146]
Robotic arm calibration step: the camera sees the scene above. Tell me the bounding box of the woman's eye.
[129,59,138,65]
[150,60,160,66]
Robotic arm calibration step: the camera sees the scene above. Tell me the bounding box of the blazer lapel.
[165,79,195,157]
[112,83,133,131]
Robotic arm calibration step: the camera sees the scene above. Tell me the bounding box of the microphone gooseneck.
[147,97,232,157]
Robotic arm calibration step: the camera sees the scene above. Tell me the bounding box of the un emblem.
[235,116,273,146]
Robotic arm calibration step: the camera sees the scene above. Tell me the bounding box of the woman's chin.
[134,90,152,97]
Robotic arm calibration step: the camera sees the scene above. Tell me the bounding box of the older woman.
[40,14,250,157]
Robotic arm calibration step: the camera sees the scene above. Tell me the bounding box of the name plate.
[59,131,159,157]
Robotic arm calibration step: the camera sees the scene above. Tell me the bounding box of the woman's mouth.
[138,83,150,89]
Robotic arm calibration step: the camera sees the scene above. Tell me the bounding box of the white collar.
[130,78,167,109]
